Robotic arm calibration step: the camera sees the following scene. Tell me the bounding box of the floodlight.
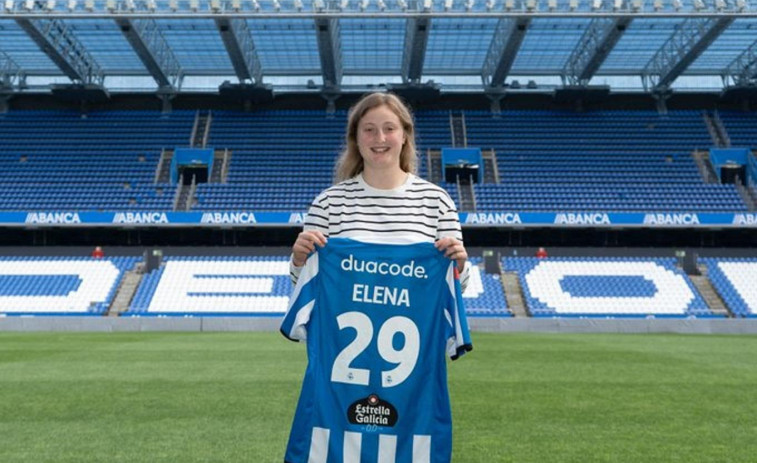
[397,0,407,9]
[4,0,14,11]
[671,0,682,9]
[486,0,495,10]
[293,0,303,10]
[210,0,222,11]
[504,0,514,10]
[525,0,537,10]
[147,0,157,10]
[466,0,475,10]
[736,0,748,11]
[692,0,705,10]
[613,0,623,9]
[169,0,178,10]
[714,0,726,9]
[67,0,76,10]
[189,0,200,11]
[272,0,281,10]
[313,0,324,10]
[443,0,452,9]
[24,0,35,10]
[592,0,602,9]
[359,0,368,9]
[124,0,135,10]
[85,0,94,11]
[548,0,558,9]
[653,0,662,9]
[631,0,642,9]
[422,0,432,10]
[251,0,260,10]
[339,0,348,9]
[377,0,386,10]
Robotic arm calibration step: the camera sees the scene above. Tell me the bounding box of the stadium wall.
[2,316,756,334]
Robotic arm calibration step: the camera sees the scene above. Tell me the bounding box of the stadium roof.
[1,0,757,96]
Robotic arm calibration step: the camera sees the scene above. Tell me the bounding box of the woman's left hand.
[435,237,468,271]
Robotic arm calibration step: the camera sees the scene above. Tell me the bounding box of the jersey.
[280,238,472,463]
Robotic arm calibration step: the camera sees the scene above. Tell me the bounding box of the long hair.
[334,92,418,182]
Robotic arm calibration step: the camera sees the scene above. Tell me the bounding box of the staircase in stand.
[210,149,231,183]
[155,148,174,184]
[450,111,467,148]
[427,149,442,184]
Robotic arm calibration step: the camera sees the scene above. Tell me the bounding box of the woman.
[289,92,470,289]
[281,92,472,463]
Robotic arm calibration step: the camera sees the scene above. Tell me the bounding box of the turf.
[0,332,755,462]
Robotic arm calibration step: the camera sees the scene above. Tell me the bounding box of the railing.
[713,111,731,147]
[221,148,229,183]
[189,110,199,146]
[153,147,165,183]
[187,175,197,211]
[172,174,183,210]
[202,111,212,149]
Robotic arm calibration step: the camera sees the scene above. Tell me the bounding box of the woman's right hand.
[291,230,328,267]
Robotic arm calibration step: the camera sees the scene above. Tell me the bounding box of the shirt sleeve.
[436,191,471,292]
[289,192,330,285]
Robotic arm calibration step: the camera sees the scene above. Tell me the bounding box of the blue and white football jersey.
[280,238,472,463]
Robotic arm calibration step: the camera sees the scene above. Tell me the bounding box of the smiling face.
[356,104,406,175]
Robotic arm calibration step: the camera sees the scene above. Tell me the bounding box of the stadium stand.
[701,258,757,318]
[2,109,750,214]
[124,255,508,317]
[196,110,343,211]
[467,110,747,212]
[0,110,194,211]
[0,256,139,315]
[503,257,714,318]
[718,111,757,149]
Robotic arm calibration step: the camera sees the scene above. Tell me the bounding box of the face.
[356,105,406,173]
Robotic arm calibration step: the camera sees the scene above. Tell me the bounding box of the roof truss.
[115,18,183,90]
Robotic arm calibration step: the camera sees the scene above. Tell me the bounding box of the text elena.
[352,284,410,307]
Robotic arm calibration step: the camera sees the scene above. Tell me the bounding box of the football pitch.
[1,331,755,463]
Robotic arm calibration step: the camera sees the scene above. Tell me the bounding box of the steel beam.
[563,16,631,86]
[115,18,182,90]
[402,2,430,84]
[16,18,103,84]
[216,17,263,84]
[0,49,25,88]
[482,17,530,88]
[642,17,732,92]
[314,17,342,88]
[722,38,757,87]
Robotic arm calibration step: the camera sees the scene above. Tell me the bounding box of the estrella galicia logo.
[348,394,398,427]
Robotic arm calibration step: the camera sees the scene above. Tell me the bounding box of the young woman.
[289,92,470,289]
[282,92,473,463]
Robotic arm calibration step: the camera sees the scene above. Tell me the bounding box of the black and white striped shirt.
[290,173,470,289]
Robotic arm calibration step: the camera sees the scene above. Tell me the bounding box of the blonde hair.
[334,92,418,182]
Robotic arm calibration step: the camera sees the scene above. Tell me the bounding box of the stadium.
[1,1,757,462]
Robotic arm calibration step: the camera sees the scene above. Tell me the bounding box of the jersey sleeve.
[444,261,473,360]
[281,252,320,342]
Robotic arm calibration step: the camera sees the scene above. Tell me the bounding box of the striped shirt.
[290,173,470,289]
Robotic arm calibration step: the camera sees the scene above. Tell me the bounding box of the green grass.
[1,332,756,462]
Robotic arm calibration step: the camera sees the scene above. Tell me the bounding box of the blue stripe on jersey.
[281,238,472,463]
